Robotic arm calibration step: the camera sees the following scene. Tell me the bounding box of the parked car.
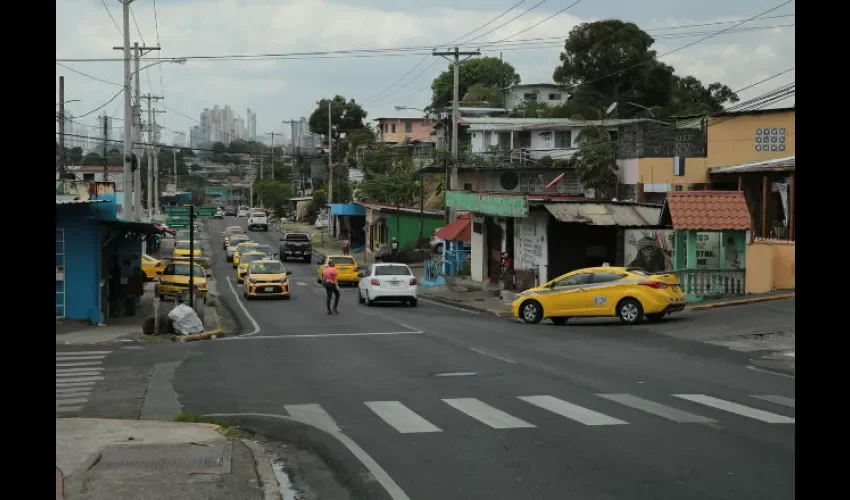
[511,266,686,326]
[279,232,312,262]
[357,263,418,307]
[141,254,164,281]
[157,261,210,302]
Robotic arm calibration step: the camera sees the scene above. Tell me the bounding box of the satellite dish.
[605,102,618,115]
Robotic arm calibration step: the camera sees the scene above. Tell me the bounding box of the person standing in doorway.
[323,261,340,315]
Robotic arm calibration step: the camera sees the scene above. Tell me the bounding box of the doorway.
[485,217,502,282]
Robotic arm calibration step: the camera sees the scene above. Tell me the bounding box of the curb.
[241,439,283,500]
[420,293,511,317]
[686,293,795,311]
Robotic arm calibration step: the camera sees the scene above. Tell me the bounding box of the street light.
[133,58,187,76]
[56,100,81,107]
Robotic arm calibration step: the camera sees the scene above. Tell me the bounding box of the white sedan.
[357,263,418,307]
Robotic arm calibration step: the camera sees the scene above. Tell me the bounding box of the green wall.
[387,213,444,249]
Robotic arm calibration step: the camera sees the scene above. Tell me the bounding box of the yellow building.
[636,107,795,188]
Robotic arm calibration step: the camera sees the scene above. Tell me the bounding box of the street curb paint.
[241,440,283,500]
[686,293,795,311]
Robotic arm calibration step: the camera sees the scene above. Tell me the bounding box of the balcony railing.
[676,268,746,302]
[428,149,576,169]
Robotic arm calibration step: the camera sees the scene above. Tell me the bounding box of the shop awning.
[433,214,472,242]
[544,202,662,227]
[95,218,165,235]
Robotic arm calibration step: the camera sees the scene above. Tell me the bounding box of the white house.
[504,83,569,110]
[64,166,126,192]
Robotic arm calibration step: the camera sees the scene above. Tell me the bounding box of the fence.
[676,268,746,301]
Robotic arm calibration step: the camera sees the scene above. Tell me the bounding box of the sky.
[56,0,795,146]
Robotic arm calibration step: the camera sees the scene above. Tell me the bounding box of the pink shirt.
[322,266,338,284]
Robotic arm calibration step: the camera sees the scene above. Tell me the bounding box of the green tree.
[360,143,397,175]
[311,188,327,213]
[429,57,519,111]
[572,125,619,200]
[211,141,228,163]
[462,83,504,107]
[69,147,83,165]
[82,152,103,165]
[254,180,293,211]
[308,96,368,142]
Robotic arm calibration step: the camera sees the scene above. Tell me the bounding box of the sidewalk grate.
[92,443,232,474]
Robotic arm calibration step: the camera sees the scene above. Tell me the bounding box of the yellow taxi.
[173,240,202,259]
[232,241,259,268]
[157,260,209,302]
[511,267,686,325]
[141,254,164,281]
[222,226,245,249]
[235,251,267,284]
[315,255,360,286]
[243,260,292,300]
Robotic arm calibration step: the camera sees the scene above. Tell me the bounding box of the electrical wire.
[74,89,124,119]
[463,0,549,45]
[56,62,122,86]
[731,67,794,94]
[100,0,122,36]
[152,0,166,113]
[489,0,586,44]
[449,0,529,45]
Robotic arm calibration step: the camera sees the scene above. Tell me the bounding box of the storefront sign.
[446,191,528,217]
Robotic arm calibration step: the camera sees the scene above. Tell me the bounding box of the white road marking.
[56,398,88,407]
[750,395,796,408]
[469,347,516,364]
[55,356,105,361]
[442,398,536,429]
[518,395,628,426]
[296,281,307,286]
[57,367,104,373]
[284,404,341,432]
[746,365,795,379]
[56,388,92,395]
[54,381,97,388]
[365,401,442,434]
[56,406,83,413]
[419,298,480,314]
[597,394,716,423]
[203,412,411,500]
[223,330,422,340]
[434,371,477,377]
[56,361,102,367]
[56,376,104,384]
[56,371,102,378]
[673,394,795,424]
[55,351,110,356]
[225,276,261,336]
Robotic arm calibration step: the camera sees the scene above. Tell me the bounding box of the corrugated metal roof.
[544,203,662,227]
[56,198,108,205]
[709,156,795,174]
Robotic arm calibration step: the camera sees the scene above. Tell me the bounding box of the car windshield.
[252,246,273,256]
[240,254,265,264]
[250,262,284,274]
[175,241,196,250]
[251,212,265,218]
[286,234,309,241]
[375,265,412,276]
[329,256,356,266]
[229,236,249,246]
[225,228,243,236]
[237,243,257,252]
[164,263,205,276]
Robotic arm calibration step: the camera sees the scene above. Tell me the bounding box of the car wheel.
[520,300,543,324]
[317,278,322,284]
[409,298,418,307]
[645,312,665,322]
[365,292,373,306]
[617,298,644,324]
[303,256,311,262]
[551,317,568,326]
[358,290,365,304]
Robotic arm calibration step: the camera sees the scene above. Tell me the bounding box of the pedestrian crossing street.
[284,392,795,434]
[56,350,110,415]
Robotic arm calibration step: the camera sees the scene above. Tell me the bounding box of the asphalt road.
[171,216,795,500]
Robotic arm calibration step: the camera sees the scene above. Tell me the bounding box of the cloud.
[56,0,795,144]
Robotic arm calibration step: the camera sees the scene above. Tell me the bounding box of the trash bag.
[167,304,205,335]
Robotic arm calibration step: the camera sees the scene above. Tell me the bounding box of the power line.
[450,0,529,45]
[489,0,586,44]
[463,0,549,44]
[75,89,124,119]
[99,0,122,36]
[732,66,794,94]
[152,0,165,103]
[56,62,122,86]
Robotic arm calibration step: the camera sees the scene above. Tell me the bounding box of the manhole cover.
[93,443,232,474]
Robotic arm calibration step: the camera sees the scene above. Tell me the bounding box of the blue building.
[56,182,163,324]
[328,203,366,248]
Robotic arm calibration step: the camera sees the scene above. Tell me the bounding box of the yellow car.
[235,252,267,284]
[141,254,164,281]
[157,261,209,302]
[244,260,292,300]
[511,266,686,325]
[233,241,259,268]
[315,255,360,286]
[222,226,245,249]
[173,240,202,259]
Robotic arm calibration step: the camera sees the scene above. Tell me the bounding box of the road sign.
[168,222,189,229]
[166,206,190,215]
[196,206,217,217]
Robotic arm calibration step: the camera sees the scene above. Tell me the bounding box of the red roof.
[662,191,751,230]
[434,213,471,242]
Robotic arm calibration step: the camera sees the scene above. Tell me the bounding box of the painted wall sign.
[446,191,528,217]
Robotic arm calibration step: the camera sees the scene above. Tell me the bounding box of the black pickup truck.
[279,232,312,262]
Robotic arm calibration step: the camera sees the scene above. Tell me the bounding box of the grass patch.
[172,411,241,440]
[140,334,178,343]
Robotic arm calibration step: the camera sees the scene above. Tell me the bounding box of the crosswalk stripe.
[55,374,103,382]
[597,394,716,423]
[518,395,628,426]
[56,388,92,395]
[750,395,795,409]
[442,398,536,429]
[365,401,442,434]
[56,406,83,413]
[55,381,98,388]
[57,367,104,373]
[56,377,103,385]
[56,371,102,377]
[56,351,110,356]
[56,398,88,407]
[673,394,795,424]
[284,404,341,432]
[56,356,105,361]
[56,361,102,367]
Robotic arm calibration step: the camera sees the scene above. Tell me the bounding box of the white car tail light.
[370,279,380,286]
[409,278,417,285]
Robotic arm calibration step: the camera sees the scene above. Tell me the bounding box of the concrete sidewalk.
[56,418,281,500]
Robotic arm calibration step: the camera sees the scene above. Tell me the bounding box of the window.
[250,262,284,274]
[164,263,205,277]
[548,93,562,100]
[607,130,619,142]
[592,273,626,284]
[329,256,356,265]
[482,131,493,147]
[554,131,572,148]
[240,253,265,264]
[405,122,413,133]
[552,273,591,287]
[252,246,273,256]
[284,233,309,241]
[391,124,396,133]
[523,92,537,100]
[236,243,257,252]
[518,132,532,148]
[375,265,412,276]
[463,183,473,191]
[82,173,95,181]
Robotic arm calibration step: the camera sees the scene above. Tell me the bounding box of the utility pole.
[58,76,66,178]
[267,132,280,180]
[152,109,166,203]
[120,0,133,219]
[259,156,264,180]
[432,47,479,223]
[102,115,109,181]
[173,148,178,189]
[283,119,299,192]
[142,94,164,215]
[327,101,333,206]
